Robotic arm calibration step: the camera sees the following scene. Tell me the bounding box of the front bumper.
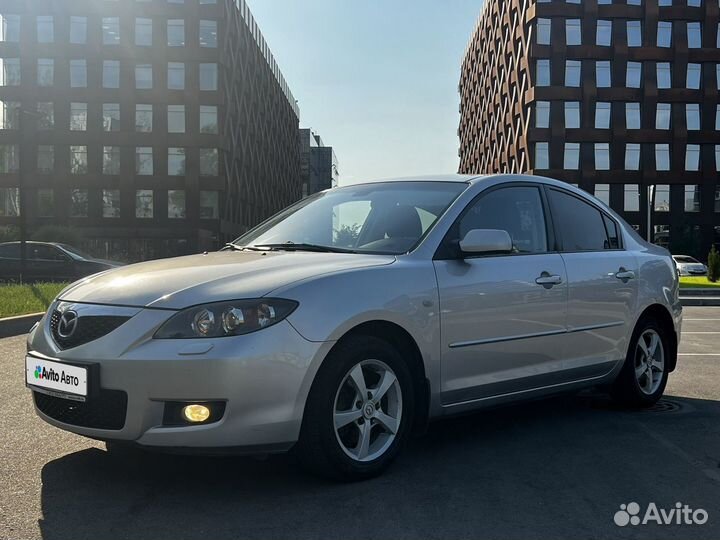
[27,303,333,451]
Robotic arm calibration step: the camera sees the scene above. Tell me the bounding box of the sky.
[246,0,484,185]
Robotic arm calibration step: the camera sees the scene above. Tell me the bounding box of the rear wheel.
[295,335,414,481]
[611,318,669,407]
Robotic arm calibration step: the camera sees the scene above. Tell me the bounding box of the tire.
[295,335,415,481]
[611,317,669,408]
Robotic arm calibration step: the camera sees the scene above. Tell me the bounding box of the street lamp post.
[647,184,655,244]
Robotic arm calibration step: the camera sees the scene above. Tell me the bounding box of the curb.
[680,297,720,307]
[0,312,44,339]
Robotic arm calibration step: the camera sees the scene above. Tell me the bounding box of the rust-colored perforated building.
[459,0,720,259]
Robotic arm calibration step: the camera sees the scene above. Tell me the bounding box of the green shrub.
[708,246,720,283]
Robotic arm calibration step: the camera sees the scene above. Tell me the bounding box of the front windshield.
[57,243,93,260]
[234,181,466,255]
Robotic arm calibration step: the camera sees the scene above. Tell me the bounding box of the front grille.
[34,389,128,430]
[50,310,130,350]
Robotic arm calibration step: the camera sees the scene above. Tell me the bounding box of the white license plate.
[26,356,88,398]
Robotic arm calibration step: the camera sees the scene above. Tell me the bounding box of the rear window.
[674,256,698,263]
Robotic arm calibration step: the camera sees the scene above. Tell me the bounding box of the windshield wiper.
[222,243,266,252]
[251,242,358,254]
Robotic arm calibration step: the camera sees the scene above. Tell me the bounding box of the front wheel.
[295,335,415,481]
[611,318,669,407]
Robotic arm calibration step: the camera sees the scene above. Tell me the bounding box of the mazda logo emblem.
[57,310,79,339]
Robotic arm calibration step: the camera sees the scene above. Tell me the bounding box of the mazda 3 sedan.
[26,174,682,480]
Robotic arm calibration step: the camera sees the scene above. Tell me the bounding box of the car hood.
[59,251,396,309]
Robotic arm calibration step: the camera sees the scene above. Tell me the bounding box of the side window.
[0,244,20,259]
[549,189,612,251]
[602,214,620,249]
[458,186,548,254]
[31,245,67,261]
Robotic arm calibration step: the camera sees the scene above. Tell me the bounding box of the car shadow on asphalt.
[38,392,720,540]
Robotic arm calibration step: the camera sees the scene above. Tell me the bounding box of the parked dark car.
[0,241,122,283]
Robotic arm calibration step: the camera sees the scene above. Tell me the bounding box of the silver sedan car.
[26,174,682,480]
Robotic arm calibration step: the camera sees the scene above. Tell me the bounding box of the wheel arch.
[634,303,678,372]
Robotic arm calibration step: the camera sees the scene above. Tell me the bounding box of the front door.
[433,184,570,406]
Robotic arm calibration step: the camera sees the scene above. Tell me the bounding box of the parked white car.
[26,174,682,480]
[672,255,707,276]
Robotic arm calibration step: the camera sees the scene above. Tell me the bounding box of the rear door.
[434,184,570,405]
[546,187,638,371]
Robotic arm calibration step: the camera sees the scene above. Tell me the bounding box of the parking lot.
[1,306,719,540]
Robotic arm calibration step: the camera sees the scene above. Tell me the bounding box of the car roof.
[341,174,485,185]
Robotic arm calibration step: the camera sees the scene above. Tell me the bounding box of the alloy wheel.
[634,329,665,395]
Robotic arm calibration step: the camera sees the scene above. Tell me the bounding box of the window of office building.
[0,144,19,173]
[200,190,219,219]
[168,62,185,90]
[535,101,550,128]
[655,185,670,212]
[537,18,551,45]
[168,190,186,218]
[655,144,670,171]
[199,63,218,90]
[0,15,20,43]
[102,189,121,218]
[685,185,700,212]
[594,184,610,205]
[565,101,580,128]
[656,103,671,129]
[37,16,53,43]
[566,19,581,45]
[200,105,218,134]
[657,21,672,47]
[103,146,120,175]
[70,59,86,88]
[596,61,611,87]
[626,102,641,129]
[199,20,217,47]
[136,147,153,175]
[535,142,549,169]
[657,62,671,89]
[103,104,120,132]
[0,187,19,216]
[688,22,702,48]
[627,20,642,46]
[37,189,54,217]
[103,60,120,89]
[136,64,152,89]
[564,142,580,170]
[37,102,53,129]
[686,103,700,130]
[136,104,152,132]
[624,185,640,211]
[686,144,700,171]
[687,63,701,89]
[537,59,550,86]
[595,102,611,128]
[37,58,53,86]
[136,17,152,46]
[70,189,88,217]
[102,17,120,45]
[595,143,610,170]
[687,0,701,5]
[167,105,185,133]
[168,19,185,46]
[626,61,642,88]
[136,190,153,218]
[37,145,53,173]
[200,148,219,176]
[0,100,19,129]
[716,145,720,171]
[597,20,612,46]
[70,16,86,44]
[168,147,186,175]
[626,143,641,170]
[566,60,581,87]
[716,105,720,130]
[0,58,20,86]
[70,103,87,131]
[70,145,88,174]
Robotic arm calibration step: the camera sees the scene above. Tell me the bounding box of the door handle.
[535,273,563,286]
[615,268,635,281]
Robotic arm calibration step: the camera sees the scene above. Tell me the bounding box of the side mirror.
[459,229,513,255]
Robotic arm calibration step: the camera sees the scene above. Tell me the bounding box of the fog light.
[182,404,211,423]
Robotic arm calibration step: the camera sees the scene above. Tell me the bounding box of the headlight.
[154,299,298,339]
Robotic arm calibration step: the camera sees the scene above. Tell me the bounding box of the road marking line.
[684,318,720,321]
[681,332,720,334]
[678,353,720,356]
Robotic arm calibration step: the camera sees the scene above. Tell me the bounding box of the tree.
[334,224,361,248]
[708,245,720,283]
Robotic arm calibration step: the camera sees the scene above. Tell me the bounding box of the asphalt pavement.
[1,306,720,540]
